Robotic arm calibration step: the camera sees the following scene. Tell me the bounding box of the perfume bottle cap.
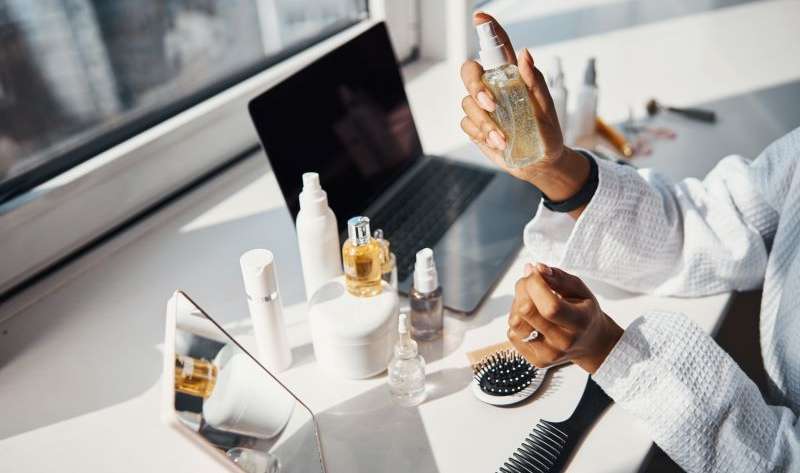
[239,249,279,301]
[347,216,371,245]
[413,248,439,294]
[299,172,329,215]
[476,21,507,70]
[584,57,597,86]
[548,56,564,87]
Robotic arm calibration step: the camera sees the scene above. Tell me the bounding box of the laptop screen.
[248,22,423,226]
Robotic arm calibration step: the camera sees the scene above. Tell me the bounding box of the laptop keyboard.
[370,159,495,282]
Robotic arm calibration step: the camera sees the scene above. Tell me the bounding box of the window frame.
[0,15,380,298]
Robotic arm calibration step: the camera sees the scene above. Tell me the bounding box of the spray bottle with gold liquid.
[476,21,545,168]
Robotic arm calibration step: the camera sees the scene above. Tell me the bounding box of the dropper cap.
[476,21,507,70]
[413,248,439,294]
[583,57,597,87]
[298,172,329,216]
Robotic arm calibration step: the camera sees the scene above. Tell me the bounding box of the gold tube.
[595,117,633,158]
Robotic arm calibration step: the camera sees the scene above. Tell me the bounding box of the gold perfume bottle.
[342,216,384,297]
[477,21,545,168]
[174,354,217,398]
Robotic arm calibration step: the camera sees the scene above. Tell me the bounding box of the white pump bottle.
[296,172,342,300]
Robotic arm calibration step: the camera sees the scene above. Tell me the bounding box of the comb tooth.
[520,440,556,469]
[500,460,526,473]
[506,455,538,473]
[527,429,561,458]
[513,449,548,472]
[532,425,563,449]
[498,466,515,473]
[540,421,568,441]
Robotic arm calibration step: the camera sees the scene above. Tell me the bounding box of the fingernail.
[523,263,534,277]
[488,130,506,150]
[477,91,496,112]
[536,262,553,276]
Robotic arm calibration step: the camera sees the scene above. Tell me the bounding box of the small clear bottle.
[388,311,426,406]
[409,248,443,340]
[373,228,398,290]
[476,21,545,169]
[342,216,384,297]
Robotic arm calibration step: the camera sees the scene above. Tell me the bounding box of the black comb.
[497,377,612,473]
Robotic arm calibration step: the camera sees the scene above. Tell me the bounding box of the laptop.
[248,22,540,313]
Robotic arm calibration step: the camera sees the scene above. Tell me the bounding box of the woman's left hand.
[507,263,624,374]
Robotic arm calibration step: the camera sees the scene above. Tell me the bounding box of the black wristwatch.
[540,150,599,213]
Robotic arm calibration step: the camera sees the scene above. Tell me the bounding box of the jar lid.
[308,276,398,345]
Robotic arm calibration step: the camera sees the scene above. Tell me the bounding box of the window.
[0,0,368,203]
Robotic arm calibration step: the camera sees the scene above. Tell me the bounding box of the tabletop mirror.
[162,290,325,473]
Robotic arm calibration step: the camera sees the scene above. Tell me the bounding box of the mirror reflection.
[169,291,324,473]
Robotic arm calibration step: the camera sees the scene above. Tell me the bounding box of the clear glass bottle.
[342,216,384,297]
[476,21,545,169]
[409,248,443,340]
[388,311,426,406]
[373,228,397,290]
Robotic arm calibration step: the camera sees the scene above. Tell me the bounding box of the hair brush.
[497,377,612,473]
[471,349,548,406]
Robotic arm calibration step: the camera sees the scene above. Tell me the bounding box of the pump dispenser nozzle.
[476,21,507,70]
[299,172,329,215]
[584,57,597,86]
[413,248,438,294]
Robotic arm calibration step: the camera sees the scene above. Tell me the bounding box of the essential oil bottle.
[388,310,426,406]
[409,248,443,340]
[342,216,384,297]
[476,21,545,168]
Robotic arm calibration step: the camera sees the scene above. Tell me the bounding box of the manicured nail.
[477,91,496,112]
[523,263,534,277]
[536,262,553,276]
[488,130,506,150]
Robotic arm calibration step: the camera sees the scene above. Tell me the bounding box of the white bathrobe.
[524,127,800,472]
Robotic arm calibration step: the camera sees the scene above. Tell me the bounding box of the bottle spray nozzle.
[302,172,321,191]
[584,57,597,86]
[549,56,564,87]
[476,21,507,70]
[413,248,439,294]
[299,172,329,214]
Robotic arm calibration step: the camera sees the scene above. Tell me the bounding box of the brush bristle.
[473,349,536,396]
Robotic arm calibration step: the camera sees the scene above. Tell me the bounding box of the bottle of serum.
[296,172,342,300]
[388,310,426,406]
[476,21,545,168]
[342,216,384,297]
[409,248,443,340]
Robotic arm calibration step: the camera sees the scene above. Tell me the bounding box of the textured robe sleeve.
[524,151,779,297]
[523,130,800,472]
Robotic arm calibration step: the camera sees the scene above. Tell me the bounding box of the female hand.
[507,263,623,374]
[459,12,566,184]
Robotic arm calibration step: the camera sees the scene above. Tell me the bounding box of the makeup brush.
[496,377,612,473]
[646,98,716,123]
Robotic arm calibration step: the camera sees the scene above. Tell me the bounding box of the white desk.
[2,1,799,471]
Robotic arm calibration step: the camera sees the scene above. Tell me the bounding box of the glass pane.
[168,291,325,473]
[0,0,367,199]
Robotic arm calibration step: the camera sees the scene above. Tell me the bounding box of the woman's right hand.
[460,12,566,184]
[460,12,592,217]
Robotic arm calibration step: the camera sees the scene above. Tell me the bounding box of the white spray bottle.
[296,172,342,300]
